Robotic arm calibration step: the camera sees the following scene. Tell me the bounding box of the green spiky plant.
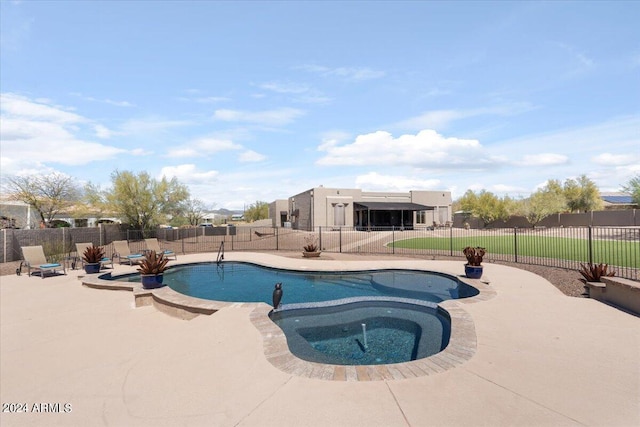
[137,250,170,275]
[303,234,319,252]
[83,245,106,264]
[578,263,616,283]
[463,246,486,266]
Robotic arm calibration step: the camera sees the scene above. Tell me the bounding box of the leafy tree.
[621,175,640,206]
[476,191,511,224]
[244,200,269,222]
[457,190,511,226]
[6,173,80,227]
[75,182,112,221]
[563,175,602,213]
[457,190,478,214]
[544,179,565,196]
[521,180,567,226]
[501,194,519,218]
[105,170,189,230]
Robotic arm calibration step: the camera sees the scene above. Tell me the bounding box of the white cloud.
[165,137,242,158]
[294,95,333,105]
[396,110,465,131]
[395,103,535,131]
[104,99,134,107]
[194,96,230,104]
[318,131,352,151]
[159,164,219,184]
[258,81,332,105]
[490,184,528,194]
[259,81,310,94]
[0,93,126,172]
[120,118,193,134]
[299,64,385,81]
[592,152,638,166]
[179,167,300,209]
[518,153,569,166]
[355,172,441,192]
[1,93,84,123]
[130,148,150,156]
[317,129,500,169]
[489,116,640,175]
[70,92,134,107]
[94,124,112,139]
[177,94,231,103]
[239,150,266,162]
[213,108,304,126]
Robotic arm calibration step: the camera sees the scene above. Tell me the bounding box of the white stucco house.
[270,187,452,230]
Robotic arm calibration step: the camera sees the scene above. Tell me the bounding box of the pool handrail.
[216,241,224,264]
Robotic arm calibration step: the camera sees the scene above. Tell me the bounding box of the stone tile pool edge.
[80,259,496,382]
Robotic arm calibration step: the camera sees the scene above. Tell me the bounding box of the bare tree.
[6,173,80,227]
[181,198,208,226]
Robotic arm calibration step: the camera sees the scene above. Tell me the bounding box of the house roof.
[601,194,634,204]
[354,202,433,211]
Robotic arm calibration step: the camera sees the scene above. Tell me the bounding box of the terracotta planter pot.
[302,251,321,258]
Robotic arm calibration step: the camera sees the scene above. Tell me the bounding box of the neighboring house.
[51,216,121,227]
[0,198,121,228]
[200,211,224,224]
[0,199,40,229]
[270,199,290,228]
[272,186,452,230]
[600,192,637,209]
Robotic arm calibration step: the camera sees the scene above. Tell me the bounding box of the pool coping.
[80,256,496,381]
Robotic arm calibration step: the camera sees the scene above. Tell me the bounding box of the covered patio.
[354,202,432,230]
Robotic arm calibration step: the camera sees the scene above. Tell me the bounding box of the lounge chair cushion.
[40,263,61,269]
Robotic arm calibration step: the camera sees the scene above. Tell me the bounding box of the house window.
[333,203,345,226]
[416,210,427,224]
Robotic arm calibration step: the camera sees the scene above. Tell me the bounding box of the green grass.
[391,236,639,268]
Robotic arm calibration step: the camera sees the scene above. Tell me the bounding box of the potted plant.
[302,234,321,258]
[83,245,105,274]
[578,263,615,297]
[463,246,485,279]
[137,250,170,289]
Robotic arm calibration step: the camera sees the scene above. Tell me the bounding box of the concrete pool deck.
[1,252,638,426]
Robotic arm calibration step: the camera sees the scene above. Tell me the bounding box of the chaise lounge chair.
[144,238,177,260]
[111,240,144,265]
[20,245,66,279]
[75,242,114,270]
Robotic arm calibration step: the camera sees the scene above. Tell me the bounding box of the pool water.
[118,262,475,305]
[111,261,471,366]
[271,301,451,365]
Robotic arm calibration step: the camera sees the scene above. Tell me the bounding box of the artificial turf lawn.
[391,236,638,268]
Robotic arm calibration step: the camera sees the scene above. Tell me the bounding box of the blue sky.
[1,1,638,210]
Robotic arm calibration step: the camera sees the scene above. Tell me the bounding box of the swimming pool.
[270,300,451,365]
[113,261,477,305]
[109,261,476,366]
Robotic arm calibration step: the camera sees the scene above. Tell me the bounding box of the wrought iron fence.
[2,225,638,280]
